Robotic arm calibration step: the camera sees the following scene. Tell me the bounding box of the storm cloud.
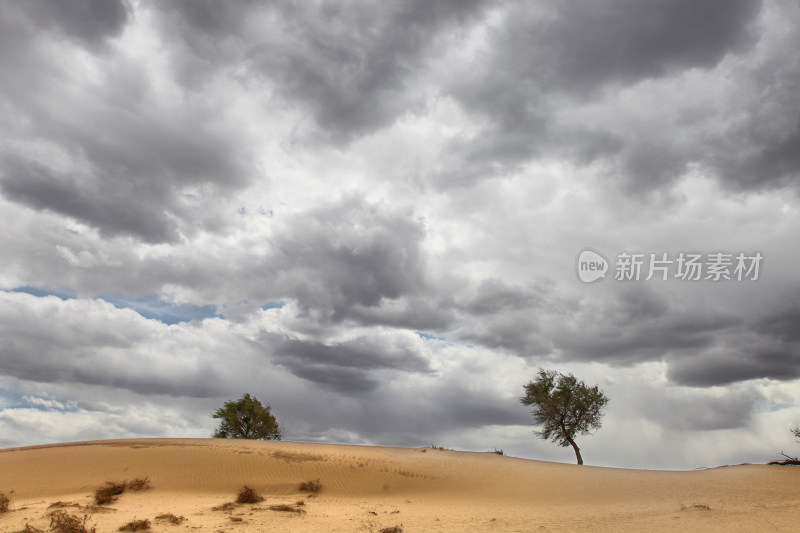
[0,0,798,469]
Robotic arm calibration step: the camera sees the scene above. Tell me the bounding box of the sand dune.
[1,439,798,532]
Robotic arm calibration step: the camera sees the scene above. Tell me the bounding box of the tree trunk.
[567,437,583,465]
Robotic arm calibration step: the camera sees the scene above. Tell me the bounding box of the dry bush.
[0,491,10,512]
[211,502,238,512]
[48,502,82,509]
[49,510,96,533]
[235,486,264,504]
[95,482,126,505]
[118,519,151,531]
[154,513,185,525]
[268,504,304,514]
[680,503,712,511]
[18,524,45,533]
[298,479,321,492]
[229,517,243,523]
[126,478,151,491]
[295,500,305,506]
[379,527,404,533]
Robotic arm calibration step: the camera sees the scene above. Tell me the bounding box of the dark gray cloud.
[666,297,800,386]
[521,0,761,93]
[157,0,489,142]
[640,386,763,431]
[269,334,432,393]
[438,0,797,196]
[269,197,434,325]
[18,0,130,49]
[668,347,800,387]
[0,2,254,243]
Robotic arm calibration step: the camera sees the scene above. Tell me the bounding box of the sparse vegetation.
[48,502,81,509]
[769,425,800,465]
[211,502,238,512]
[126,478,151,491]
[521,369,609,465]
[94,479,151,505]
[118,519,150,531]
[49,510,96,533]
[154,513,185,525]
[299,478,321,492]
[681,503,712,511]
[95,482,127,505]
[0,491,10,512]
[212,393,281,440]
[235,486,264,504]
[268,504,305,514]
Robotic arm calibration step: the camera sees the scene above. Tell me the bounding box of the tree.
[520,369,608,465]
[212,393,281,440]
[769,425,800,465]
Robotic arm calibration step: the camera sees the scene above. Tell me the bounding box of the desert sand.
[1,438,798,532]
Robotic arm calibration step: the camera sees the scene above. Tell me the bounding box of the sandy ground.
[0,438,798,532]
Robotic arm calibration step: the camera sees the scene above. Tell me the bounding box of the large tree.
[520,369,608,465]
[212,393,281,440]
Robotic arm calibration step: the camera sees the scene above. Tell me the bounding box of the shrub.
[154,513,185,525]
[298,479,321,492]
[118,519,151,531]
[0,491,10,512]
[235,486,264,504]
[49,510,96,533]
[126,478,151,491]
[379,527,404,533]
[268,504,304,514]
[95,482,126,505]
[211,502,237,512]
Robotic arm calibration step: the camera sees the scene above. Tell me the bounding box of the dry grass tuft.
[48,502,82,509]
[235,486,264,504]
[49,510,96,533]
[94,478,150,505]
[95,482,126,505]
[298,478,321,492]
[680,503,712,511]
[0,491,10,512]
[118,519,151,531]
[154,513,185,525]
[211,502,238,512]
[126,478,151,491]
[379,526,404,533]
[268,504,305,514]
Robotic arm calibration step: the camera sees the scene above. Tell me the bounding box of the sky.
[0,0,799,470]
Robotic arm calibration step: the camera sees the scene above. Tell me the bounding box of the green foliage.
[212,393,281,440]
[520,369,608,464]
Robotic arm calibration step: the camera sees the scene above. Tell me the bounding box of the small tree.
[212,393,281,440]
[520,369,608,465]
